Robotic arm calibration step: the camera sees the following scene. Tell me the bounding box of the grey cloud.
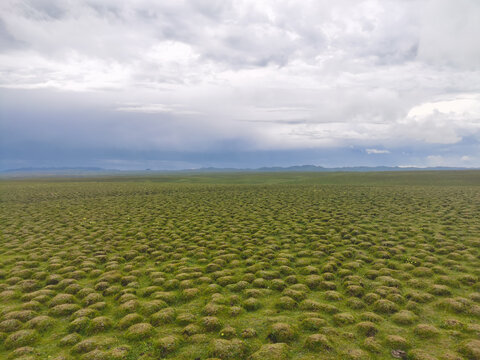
[187,0,232,20]
[0,18,24,51]
[2,0,476,72]
[417,0,480,69]
[238,119,309,125]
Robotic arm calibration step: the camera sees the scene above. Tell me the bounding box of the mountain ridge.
[1,165,476,177]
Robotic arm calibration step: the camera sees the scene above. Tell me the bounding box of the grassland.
[0,171,479,360]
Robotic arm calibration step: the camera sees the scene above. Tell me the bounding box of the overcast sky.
[1,0,480,170]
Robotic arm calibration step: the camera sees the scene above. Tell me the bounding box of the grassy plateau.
[0,171,479,360]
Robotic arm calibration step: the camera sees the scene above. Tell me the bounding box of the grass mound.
[4,330,38,349]
[124,323,154,340]
[210,338,247,359]
[304,334,332,351]
[249,343,289,360]
[267,323,296,343]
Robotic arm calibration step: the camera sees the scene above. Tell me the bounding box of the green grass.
[0,171,479,359]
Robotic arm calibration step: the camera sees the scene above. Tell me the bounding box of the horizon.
[2,164,479,175]
[1,1,480,170]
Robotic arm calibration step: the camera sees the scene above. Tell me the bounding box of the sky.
[1,0,480,170]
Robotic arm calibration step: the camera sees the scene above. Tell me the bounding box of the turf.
[0,171,479,359]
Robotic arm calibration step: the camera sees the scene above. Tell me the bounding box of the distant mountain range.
[198,165,472,172]
[1,167,108,173]
[0,165,476,177]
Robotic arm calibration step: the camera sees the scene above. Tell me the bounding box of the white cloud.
[424,154,479,168]
[366,149,390,154]
[426,155,445,166]
[407,94,480,118]
[116,103,201,115]
[396,93,480,144]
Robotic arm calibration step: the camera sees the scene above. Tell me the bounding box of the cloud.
[116,103,201,115]
[417,0,480,69]
[396,93,480,144]
[366,149,390,154]
[426,155,445,166]
[1,0,480,169]
[0,0,425,91]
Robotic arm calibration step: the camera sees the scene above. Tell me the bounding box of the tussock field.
[1,172,480,360]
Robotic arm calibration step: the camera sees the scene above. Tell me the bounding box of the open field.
[1,171,480,360]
